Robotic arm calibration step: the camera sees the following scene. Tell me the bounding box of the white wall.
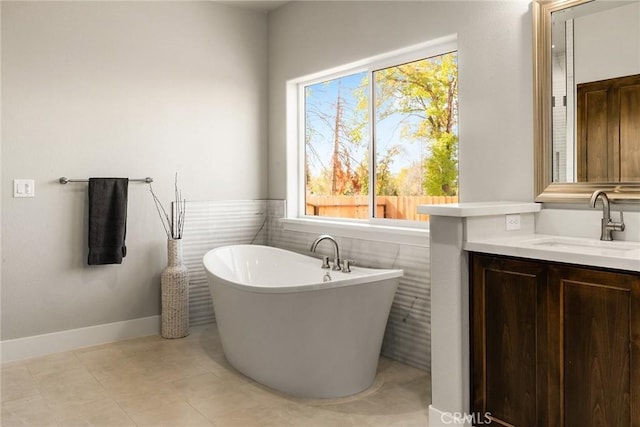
[575,2,640,84]
[1,1,268,340]
[267,0,534,202]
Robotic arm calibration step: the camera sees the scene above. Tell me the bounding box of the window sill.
[280,218,430,247]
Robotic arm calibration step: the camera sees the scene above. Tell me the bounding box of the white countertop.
[417,201,541,217]
[464,234,640,273]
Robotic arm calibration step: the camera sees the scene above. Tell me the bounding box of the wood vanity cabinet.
[470,253,640,427]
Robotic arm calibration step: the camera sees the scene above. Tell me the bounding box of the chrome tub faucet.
[589,190,625,241]
[310,234,342,271]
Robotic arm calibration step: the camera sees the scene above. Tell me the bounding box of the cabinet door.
[577,73,640,182]
[548,265,640,427]
[471,254,549,426]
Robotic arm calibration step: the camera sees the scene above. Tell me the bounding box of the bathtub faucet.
[310,234,342,271]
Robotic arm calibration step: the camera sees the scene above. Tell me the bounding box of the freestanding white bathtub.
[203,244,403,398]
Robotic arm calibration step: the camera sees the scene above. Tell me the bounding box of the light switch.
[13,179,35,198]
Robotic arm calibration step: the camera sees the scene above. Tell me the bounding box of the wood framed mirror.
[533,0,640,203]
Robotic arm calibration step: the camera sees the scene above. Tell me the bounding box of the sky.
[304,70,426,177]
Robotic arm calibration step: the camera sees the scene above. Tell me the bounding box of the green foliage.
[376,146,400,196]
[355,152,370,194]
[424,133,458,196]
[374,52,458,196]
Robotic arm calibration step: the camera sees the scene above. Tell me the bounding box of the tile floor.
[1,324,431,426]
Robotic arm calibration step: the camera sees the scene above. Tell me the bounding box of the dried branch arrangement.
[150,173,186,239]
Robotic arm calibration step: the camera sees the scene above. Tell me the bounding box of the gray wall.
[267,0,534,202]
[1,1,268,340]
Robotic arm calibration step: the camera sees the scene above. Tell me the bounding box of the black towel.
[88,178,128,265]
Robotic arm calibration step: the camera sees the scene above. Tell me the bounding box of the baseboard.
[0,315,160,363]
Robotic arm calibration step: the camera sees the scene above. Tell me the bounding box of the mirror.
[533,0,640,203]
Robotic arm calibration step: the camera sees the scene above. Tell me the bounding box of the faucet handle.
[343,259,355,273]
[612,210,625,231]
[321,256,330,269]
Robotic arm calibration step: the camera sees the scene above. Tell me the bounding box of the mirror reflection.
[551,0,639,183]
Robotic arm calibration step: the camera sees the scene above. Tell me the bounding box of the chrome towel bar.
[59,177,153,184]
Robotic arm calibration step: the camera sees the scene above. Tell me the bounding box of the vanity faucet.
[310,234,342,271]
[589,190,625,241]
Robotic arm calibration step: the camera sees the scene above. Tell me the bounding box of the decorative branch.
[149,174,186,239]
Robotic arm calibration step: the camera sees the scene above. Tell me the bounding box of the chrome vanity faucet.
[310,234,342,271]
[589,190,625,241]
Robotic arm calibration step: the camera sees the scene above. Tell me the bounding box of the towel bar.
[59,177,153,184]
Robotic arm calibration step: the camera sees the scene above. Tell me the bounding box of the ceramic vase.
[161,238,189,338]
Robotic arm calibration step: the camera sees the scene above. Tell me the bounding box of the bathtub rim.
[203,244,403,294]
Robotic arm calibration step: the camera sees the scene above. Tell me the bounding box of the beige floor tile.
[308,392,383,417]
[377,356,429,385]
[350,411,430,427]
[0,363,39,403]
[204,403,291,427]
[399,374,432,401]
[117,393,213,426]
[361,381,430,416]
[105,337,212,372]
[111,334,166,356]
[53,398,137,426]
[93,367,180,401]
[171,372,249,402]
[284,403,362,427]
[89,351,208,399]
[35,366,107,408]
[75,345,134,372]
[188,388,268,421]
[1,394,59,426]
[111,356,204,385]
[0,325,431,426]
[187,354,237,378]
[302,376,429,426]
[24,351,84,378]
[238,381,304,408]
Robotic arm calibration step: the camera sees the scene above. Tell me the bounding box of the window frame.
[285,35,458,243]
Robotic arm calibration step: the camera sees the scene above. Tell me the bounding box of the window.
[289,37,458,228]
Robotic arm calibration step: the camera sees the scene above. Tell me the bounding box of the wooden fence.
[305,195,458,221]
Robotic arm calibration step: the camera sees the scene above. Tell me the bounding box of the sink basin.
[523,236,640,257]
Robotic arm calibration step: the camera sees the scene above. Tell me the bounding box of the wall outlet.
[13,179,35,198]
[505,214,521,231]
